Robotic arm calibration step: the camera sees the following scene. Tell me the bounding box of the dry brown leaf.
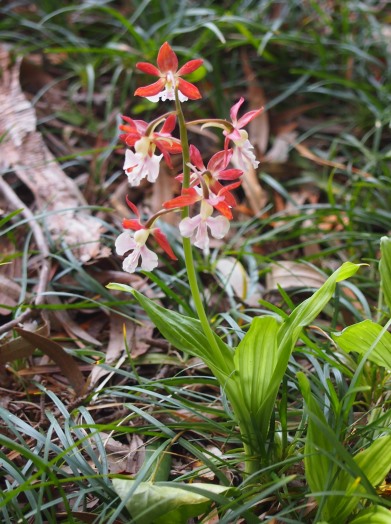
[266,261,326,292]
[294,142,372,179]
[99,433,145,475]
[234,49,269,215]
[215,257,263,306]
[88,313,154,388]
[263,130,298,163]
[0,45,105,262]
[13,327,87,395]
[47,294,102,347]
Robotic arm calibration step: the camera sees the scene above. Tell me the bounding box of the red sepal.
[136,62,160,76]
[177,59,203,76]
[153,229,177,260]
[122,219,143,231]
[177,78,202,100]
[135,78,165,97]
[157,42,178,73]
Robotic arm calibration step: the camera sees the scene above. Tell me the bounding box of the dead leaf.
[215,257,263,306]
[234,49,269,215]
[263,131,298,163]
[88,313,154,388]
[13,327,87,395]
[47,294,102,347]
[294,142,372,179]
[0,45,105,262]
[266,261,326,292]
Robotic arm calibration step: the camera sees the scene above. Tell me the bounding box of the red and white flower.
[184,145,243,182]
[224,97,263,172]
[119,114,181,185]
[163,179,241,250]
[116,198,177,273]
[179,203,230,251]
[134,42,203,102]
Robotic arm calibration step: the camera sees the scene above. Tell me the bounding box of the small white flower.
[179,213,230,251]
[115,230,158,273]
[123,146,163,186]
[232,130,259,172]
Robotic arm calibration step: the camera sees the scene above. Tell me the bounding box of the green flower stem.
[175,91,258,476]
[174,91,223,360]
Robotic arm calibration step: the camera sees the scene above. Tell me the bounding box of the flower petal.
[236,107,264,129]
[157,42,178,73]
[115,231,137,256]
[179,215,201,239]
[207,148,232,173]
[125,197,140,218]
[136,62,161,76]
[193,220,209,250]
[122,218,143,231]
[230,97,244,123]
[122,248,141,273]
[134,78,165,98]
[153,229,178,260]
[160,114,176,134]
[163,188,200,209]
[216,168,243,180]
[207,215,230,239]
[189,145,205,171]
[177,59,203,75]
[177,78,202,100]
[214,201,233,219]
[139,245,159,271]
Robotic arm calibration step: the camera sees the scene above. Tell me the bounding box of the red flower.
[134,42,203,102]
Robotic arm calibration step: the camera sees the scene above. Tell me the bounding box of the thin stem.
[175,90,259,476]
[174,91,223,360]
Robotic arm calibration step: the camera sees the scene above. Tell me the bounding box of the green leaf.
[106,283,234,382]
[349,506,391,524]
[259,263,361,442]
[297,372,338,506]
[113,479,229,524]
[330,434,391,522]
[332,319,391,369]
[233,317,280,449]
[299,372,391,523]
[380,236,391,312]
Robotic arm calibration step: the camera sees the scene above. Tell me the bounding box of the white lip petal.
[193,220,209,250]
[123,149,138,170]
[145,153,163,183]
[179,215,201,238]
[139,245,159,271]
[123,149,163,186]
[122,248,141,273]
[207,215,230,239]
[115,231,137,255]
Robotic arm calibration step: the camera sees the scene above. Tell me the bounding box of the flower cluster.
[116,42,263,273]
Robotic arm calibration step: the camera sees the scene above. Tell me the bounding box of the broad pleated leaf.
[258,262,361,443]
[106,283,234,382]
[113,479,229,524]
[233,317,280,449]
[332,319,391,369]
[331,435,391,522]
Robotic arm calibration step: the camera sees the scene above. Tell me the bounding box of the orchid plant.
[108,43,364,479]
